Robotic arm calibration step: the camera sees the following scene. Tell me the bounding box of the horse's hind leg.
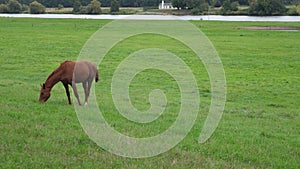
[82,79,93,106]
[72,81,82,106]
[82,82,88,106]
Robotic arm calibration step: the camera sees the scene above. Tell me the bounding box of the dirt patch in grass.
[245,26,300,31]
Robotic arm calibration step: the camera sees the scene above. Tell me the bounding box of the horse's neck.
[45,68,62,90]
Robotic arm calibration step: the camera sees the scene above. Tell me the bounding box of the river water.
[1,14,300,22]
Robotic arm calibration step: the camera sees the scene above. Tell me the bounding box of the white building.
[159,1,174,9]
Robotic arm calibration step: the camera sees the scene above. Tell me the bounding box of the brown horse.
[39,60,98,106]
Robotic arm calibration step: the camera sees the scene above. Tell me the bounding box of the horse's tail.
[95,69,99,82]
[88,62,99,82]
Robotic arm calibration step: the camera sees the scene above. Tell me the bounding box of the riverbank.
[1,14,300,21]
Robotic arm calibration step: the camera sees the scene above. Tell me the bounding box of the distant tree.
[0,4,8,13]
[7,0,22,13]
[248,0,287,15]
[284,0,300,5]
[21,4,28,12]
[210,0,216,6]
[238,0,248,5]
[191,7,201,14]
[100,0,110,7]
[221,0,231,14]
[57,4,64,9]
[287,5,299,15]
[172,0,186,10]
[73,0,81,13]
[80,0,91,6]
[141,0,160,7]
[214,0,222,7]
[186,0,208,10]
[120,0,134,7]
[271,0,288,14]
[79,5,87,13]
[29,1,45,14]
[110,0,119,13]
[86,0,101,14]
[248,0,256,6]
[230,1,239,11]
[186,0,198,9]
[185,0,193,9]
[200,1,209,11]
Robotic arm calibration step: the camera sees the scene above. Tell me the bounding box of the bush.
[7,0,22,13]
[57,4,64,10]
[287,6,299,15]
[79,0,101,14]
[220,0,242,15]
[29,1,45,14]
[79,5,87,14]
[86,0,101,14]
[191,8,201,15]
[230,1,240,11]
[0,4,8,13]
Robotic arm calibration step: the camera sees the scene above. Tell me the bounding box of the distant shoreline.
[1,14,300,22]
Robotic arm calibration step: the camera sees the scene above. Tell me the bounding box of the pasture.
[0,18,299,168]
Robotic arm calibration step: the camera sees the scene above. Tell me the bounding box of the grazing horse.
[39,60,99,106]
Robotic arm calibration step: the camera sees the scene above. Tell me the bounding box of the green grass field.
[0,18,299,168]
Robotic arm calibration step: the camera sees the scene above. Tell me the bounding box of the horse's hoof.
[84,102,88,106]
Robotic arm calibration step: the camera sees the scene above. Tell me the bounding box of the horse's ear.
[42,83,45,89]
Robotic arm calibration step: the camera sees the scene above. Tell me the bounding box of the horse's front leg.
[63,82,72,105]
[71,81,82,106]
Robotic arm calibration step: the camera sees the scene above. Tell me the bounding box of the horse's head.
[39,83,50,103]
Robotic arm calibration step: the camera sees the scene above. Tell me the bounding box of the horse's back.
[59,60,98,83]
[73,61,98,83]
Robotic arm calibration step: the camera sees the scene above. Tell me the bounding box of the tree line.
[0,0,300,15]
[0,0,121,14]
[0,0,161,7]
[171,0,299,16]
[0,0,297,8]
[0,0,45,13]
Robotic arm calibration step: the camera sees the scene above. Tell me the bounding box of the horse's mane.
[46,63,65,81]
[47,69,59,80]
